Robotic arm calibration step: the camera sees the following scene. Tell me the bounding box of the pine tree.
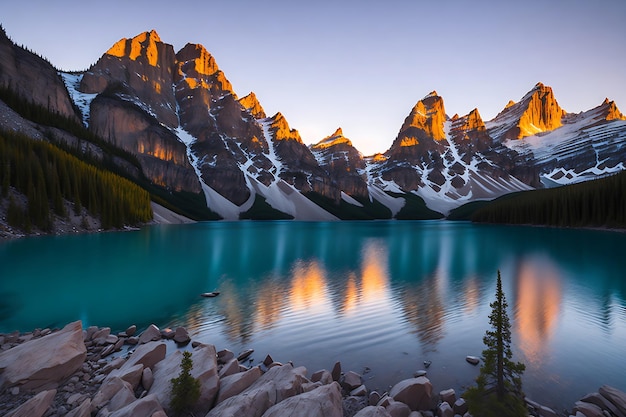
[169,351,200,416]
[465,271,526,417]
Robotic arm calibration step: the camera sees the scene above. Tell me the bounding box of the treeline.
[0,130,152,232]
[471,171,626,228]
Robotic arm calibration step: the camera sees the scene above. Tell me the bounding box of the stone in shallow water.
[465,356,479,365]
[389,377,433,411]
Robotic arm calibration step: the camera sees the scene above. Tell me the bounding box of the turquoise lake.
[1,221,625,410]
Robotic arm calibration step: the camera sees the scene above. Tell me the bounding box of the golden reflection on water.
[463,276,481,314]
[341,273,359,315]
[289,261,328,313]
[254,278,287,330]
[360,241,389,304]
[514,257,562,367]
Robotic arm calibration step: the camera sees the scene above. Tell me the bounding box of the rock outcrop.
[0,321,86,391]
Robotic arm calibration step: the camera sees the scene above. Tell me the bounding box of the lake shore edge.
[1,321,625,417]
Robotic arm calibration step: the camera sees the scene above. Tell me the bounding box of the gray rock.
[453,398,468,415]
[65,398,91,417]
[105,335,119,344]
[124,341,166,370]
[351,384,368,396]
[101,358,126,374]
[389,377,433,411]
[581,392,626,417]
[0,321,86,390]
[107,393,164,417]
[303,381,323,393]
[409,412,424,417]
[105,363,144,389]
[219,358,240,378]
[91,376,132,412]
[331,361,342,382]
[342,371,363,391]
[600,385,626,416]
[92,327,111,344]
[539,404,558,417]
[574,401,605,417]
[173,327,190,344]
[237,349,254,362]
[141,367,154,391]
[439,388,456,406]
[107,382,136,412]
[67,393,86,405]
[261,381,343,417]
[387,401,412,417]
[137,324,161,344]
[5,389,56,417]
[126,337,138,345]
[160,328,175,339]
[414,370,427,378]
[354,405,393,417]
[311,369,333,385]
[437,402,454,417]
[149,343,219,415]
[125,325,137,337]
[465,356,480,365]
[10,386,19,395]
[218,349,236,364]
[369,390,381,406]
[263,354,274,366]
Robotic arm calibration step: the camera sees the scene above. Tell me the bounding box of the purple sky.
[3,0,625,155]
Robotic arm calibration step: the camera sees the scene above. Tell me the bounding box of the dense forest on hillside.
[0,130,153,232]
[469,171,626,228]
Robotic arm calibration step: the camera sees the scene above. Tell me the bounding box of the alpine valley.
[1,27,625,226]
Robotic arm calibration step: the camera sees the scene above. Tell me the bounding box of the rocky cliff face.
[0,27,77,120]
[486,82,566,141]
[310,128,368,199]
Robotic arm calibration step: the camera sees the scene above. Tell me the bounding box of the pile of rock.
[1,321,626,417]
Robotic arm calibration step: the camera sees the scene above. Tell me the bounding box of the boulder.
[125,325,137,337]
[149,343,219,414]
[439,388,455,406]
[437,402,454,417]
[0,321,86,390]
[311,369,333,385]
[342,371,363,391]
[5,389,56,417]
[137,324,161,344]
[65,398,91,417]
[124,341,166,370]
[465,356,480,365]
[237,349,254,362]
[389,377,433,411]
[453,398,468,415]
[261,381,343,417]
[105,363,144,389]
[581,392,626,417]
[91,327,111,343]
[573,401,605,417]
[387,401,412,417]
[219,358,240,378]
[600,385,626,416]
[354,405,393,417]
[91,376,132,412]
[303,381,323,392]
[101,357,126,374]
[218,349,236,364]
[160,328,175,339]
[369,391,381,406]
[173,327,190,344]
[107,382,136,412]
[209,363,307,417]
[216,366,262,404]
[107,394,165,417]
[141,367,154,391]
[331,361,342,382]
[351,384,368,396]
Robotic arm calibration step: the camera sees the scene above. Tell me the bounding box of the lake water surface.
[1,221,625,410]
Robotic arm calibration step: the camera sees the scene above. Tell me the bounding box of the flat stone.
[311,369,333,385]
[105,363,144,389]
[237,349,254,362]
[219,358,240,378]
[0,321,86,390]
[574,401,605,417]
[124,341,166,370]
[105,334,119,344]
[414,370,427,378]
[107,382,136,412]
[369,390,381,406]
[91,376,132,412]
[160,328,175,339]
[107,393,164,417]
[389,377,433,411]
[262,382,343,417]
[101,357,126,374]
[218,349,235,364]
[5,389,56,417]
[351,384,368,396]
[582,392,626,417]
[437,401,454,417]
[439,388,456,406]
[453,398,468,415]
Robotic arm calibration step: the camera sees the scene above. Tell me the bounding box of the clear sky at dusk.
[2,0,625,155]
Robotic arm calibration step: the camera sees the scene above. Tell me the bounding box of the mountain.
[1,26,625,227]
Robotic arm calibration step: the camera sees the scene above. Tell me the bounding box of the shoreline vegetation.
[1,321,625,417]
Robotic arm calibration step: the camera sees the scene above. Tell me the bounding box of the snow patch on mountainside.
[341,191,364,207]
[60,72,97,126]
[367,185,404,216]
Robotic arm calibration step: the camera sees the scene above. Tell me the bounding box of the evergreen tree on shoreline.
[465,270,526,417]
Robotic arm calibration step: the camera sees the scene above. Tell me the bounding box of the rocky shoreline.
[1,321,625,417]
